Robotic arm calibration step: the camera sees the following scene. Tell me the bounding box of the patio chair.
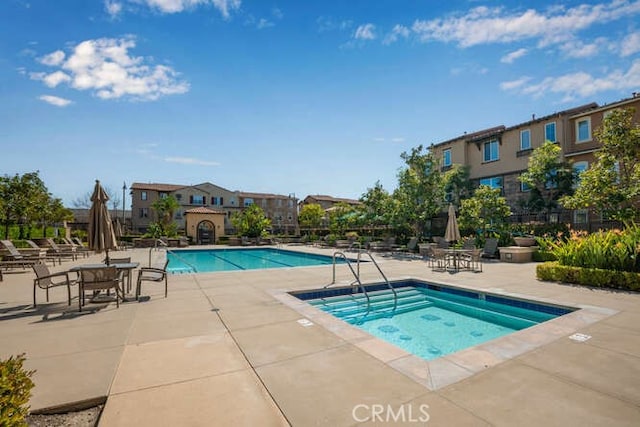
[78,266,120,312]
[430,247,450,271]
[460,248,483,272]
[481,238,499,259]
[32,262,78,307]
[136,259,169,301]
[28,239,76,263]
[433,236,450,249]
[107,256,132,293]
[462,238,476,250]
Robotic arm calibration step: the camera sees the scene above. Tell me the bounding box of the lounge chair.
[32,262,78,307]
[1,240,52,266]
[394,237,419,256]
[136,259,169,301]
[79,266,120,312]
[62,238,91,258]
[26,240,75,263]
[481,238,499,259]
[43,238,78,261]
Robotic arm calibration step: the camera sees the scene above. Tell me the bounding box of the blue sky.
[2,0,639,208]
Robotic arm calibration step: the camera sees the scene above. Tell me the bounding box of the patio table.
[70,262,139,300]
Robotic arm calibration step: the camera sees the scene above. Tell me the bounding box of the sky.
[1,0,639,209]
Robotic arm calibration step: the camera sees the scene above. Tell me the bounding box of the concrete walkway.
[1,246,639,426]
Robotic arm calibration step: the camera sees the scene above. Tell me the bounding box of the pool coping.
[270,276,619,391]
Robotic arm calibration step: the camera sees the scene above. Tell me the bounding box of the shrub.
[0,353,35,426]
[532,250,557,262]
[536,261,640,291]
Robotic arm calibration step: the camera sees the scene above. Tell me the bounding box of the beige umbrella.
[444,203,461,243]
[88,180,118,265]
[113,217,123,239]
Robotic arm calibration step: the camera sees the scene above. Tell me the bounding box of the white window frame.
[483,140,499,162]
[443,148,452,167]
[574,209,589,224]
[573,161,588,187]
[576,118,592,143]
[244,198,254,207]
[545,122,556,143]
[520,129,531,150]
[141,191,147,201]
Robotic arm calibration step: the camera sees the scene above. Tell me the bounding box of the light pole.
[122,182,127,233]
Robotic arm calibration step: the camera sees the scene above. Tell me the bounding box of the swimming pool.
[294,280,574,360]
[167,248,347,273]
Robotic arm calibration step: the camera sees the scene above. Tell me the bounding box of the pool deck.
[1,246,639,426]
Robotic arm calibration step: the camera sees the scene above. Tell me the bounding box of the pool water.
[167,248,346,273]
[300,282,573,360]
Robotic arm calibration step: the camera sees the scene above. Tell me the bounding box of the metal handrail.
[327,251,371,321]
[358,250,398,313]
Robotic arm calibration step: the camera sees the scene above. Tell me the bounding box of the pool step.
[341,300,435,324]
[325,294,430,318]
[310,287,422,310]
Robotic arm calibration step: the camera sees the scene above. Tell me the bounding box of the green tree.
[561,108,640,226]
[0,171,49,239]
[150,195,180,236]
[359,181,392,229]
[327,202,357,236]
[519,141,574,213]
[231,204,271,238]
[38,197,73,238]
[298,203,325,232]
[392,145,445,236]
[443,164,473,206]
[458,185,512,234]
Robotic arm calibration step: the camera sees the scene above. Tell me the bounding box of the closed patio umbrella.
[444,203,461,243]
[88,180,118,265]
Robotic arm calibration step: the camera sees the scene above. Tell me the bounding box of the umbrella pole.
[105,249,110,266]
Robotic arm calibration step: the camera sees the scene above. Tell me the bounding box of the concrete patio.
[1,246,639,426]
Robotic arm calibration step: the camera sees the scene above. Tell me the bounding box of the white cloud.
[42,70,72,87]
[104,0,123,18]
[354,23,376,40]
[500,48,528,63]
[127,0,240,19]
[391,137,405,143]
[501,59,640,100]
[39,50,65,66]
[411,1,640,48]
[383,25,410,45]
[559,38,606,58]
[33,37,189,101]
[317,16,353,33]
[621,32,640,56]
[499,76,531,91]
[165,156,220,166]
[39,95,72,107]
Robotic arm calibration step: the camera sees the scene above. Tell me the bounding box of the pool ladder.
[327,250,398,322]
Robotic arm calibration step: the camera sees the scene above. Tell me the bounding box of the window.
[573,161,588,188]
[576,118,591,143]
[262,199,267,207]
[175,193,182,201]
[443,149,452,167]
[545,169,558,189]
[520,129,531,150]
[520,178,531,192]
[139,208,148,218]
[175,211,182,219]
[220,197,224,205]
[545,122,556,143]
[277,199,283,207]
[479,176,502,189]
[244,198,253,207]
[574,209,589,224]
[159,192,167,199]
[211,197,218,205]
[192,195,205,205]
[483,140,499,162]
[141,191,147,201]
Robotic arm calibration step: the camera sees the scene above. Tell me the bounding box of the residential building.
[129,182,298,239]
[429,94,640,226]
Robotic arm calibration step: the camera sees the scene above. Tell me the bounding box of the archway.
[196,220,215,245]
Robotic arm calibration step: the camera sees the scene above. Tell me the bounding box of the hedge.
[537,262,640,291]
[0,354,35,426]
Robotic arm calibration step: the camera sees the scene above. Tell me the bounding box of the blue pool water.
[167,248,346,273]
[296,281,573,360]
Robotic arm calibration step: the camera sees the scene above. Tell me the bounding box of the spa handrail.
[328,251,371,321]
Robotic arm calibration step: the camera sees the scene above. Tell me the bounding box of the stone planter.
[514,236,536,247]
